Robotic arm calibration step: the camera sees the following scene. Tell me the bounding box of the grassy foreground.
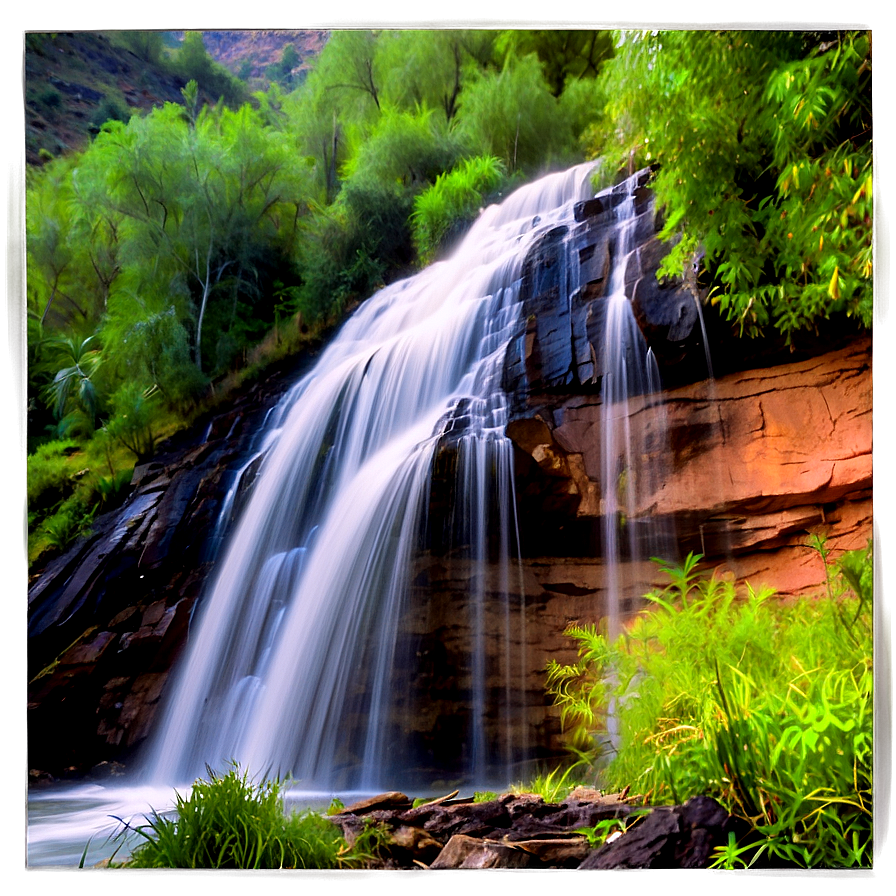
[106,767,383,869]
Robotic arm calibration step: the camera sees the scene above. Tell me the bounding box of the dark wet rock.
[503,167,704,405]
[87,760,127,781]
[578,796,735,869]
[328,791,736,870]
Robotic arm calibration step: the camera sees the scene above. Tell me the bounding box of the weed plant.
[546,544,873,868]
[117,766,381,869]
[510,763,586,803]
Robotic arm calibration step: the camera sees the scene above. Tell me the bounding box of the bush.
[546,545,873,868]
[91,96,131,131]
[37,494,97,554]
[120,767,380,869]
[411,155,507,264]
[103,383,160,463]
[35,85,62,111]
[295,204,390,322]
[27,438,80,511]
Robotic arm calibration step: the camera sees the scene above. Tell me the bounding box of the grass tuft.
[116,765,376,869]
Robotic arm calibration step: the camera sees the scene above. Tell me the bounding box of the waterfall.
[598,194,675,640]
[142,163,601,790]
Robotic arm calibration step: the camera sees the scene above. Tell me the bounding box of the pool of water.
[27,782,179,867]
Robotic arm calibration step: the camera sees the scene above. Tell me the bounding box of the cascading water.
[141,163,602,792]
[598,195,676,640]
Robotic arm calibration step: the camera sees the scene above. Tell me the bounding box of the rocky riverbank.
[327,789,741,870]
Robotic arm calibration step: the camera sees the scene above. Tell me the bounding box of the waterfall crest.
[143,164,601,789]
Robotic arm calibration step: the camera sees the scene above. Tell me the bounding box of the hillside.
[23,30,328,166]
[24,32,186,165]
[174,29,329,82]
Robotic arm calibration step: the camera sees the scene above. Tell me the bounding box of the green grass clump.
[120,767,373,869]
[411,155,507,264]
[510,763,585,804]
[546,543,873,868]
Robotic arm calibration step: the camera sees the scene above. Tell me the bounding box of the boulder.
[578,796,736,869]
[428,834,541,869]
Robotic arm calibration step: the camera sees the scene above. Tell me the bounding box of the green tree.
[311,30,382,118]
[174,31,247,106]
[84,101,309,372]
[454,52,576,173]
[340,105,463,190]
[495,30,614,95]
[376,30,497,122]
[26,160,85,328]
[266,43,301,89]
[113,31,167,67]
[282,70,348,204]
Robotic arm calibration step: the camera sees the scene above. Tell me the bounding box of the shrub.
[411,155,507,264]
[119,767,377,869]
[27,438,80,511]
[91,96,131,131]
[93,468,132,508]
[40,508,82,552]
[546,545,873,868]
[103,383,160,463]
[36,85,62,110]
[38,496,97,553]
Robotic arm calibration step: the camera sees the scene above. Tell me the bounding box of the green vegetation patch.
[117,766,383,869]
[546,542,873,868]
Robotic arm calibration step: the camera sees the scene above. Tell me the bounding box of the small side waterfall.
[598,195,676,639]
[142,163,604,790]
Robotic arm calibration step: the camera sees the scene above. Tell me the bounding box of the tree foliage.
[591,29,872,341]
[495,30,614,95]
[172,31,248,107]
[456,52,580,173]
[376,30,497,122]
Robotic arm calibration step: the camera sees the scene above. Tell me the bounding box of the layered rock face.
[507,339,872,594]
[27,360,307,777]
[26,170,872,780]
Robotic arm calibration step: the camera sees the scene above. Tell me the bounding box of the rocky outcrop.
[506,338,872,596]
[327,789,738,870]
[499,166,871,596]
[503,167,705,403]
